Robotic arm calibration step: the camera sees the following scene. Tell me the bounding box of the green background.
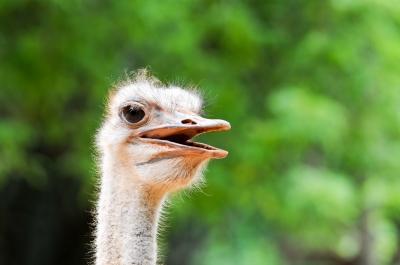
[1,0,400,264]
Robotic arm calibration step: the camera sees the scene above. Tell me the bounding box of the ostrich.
[94,70,230,265]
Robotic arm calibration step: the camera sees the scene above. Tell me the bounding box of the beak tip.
[220,120,231,131]
[212,150,229,159]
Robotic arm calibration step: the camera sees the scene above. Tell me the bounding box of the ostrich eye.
[121,104,146,124]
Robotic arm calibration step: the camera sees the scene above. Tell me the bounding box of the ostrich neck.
[95,157,164,265]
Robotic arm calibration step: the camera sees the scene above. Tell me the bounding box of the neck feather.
[95,156,164,265]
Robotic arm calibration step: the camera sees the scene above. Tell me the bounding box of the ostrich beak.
[138,113,231,159]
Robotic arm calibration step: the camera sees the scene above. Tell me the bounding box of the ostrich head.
[96,71,230,196]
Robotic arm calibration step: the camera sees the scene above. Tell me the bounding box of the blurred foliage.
[1,0,400,265]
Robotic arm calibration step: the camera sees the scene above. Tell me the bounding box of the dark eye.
[121,104,146,124]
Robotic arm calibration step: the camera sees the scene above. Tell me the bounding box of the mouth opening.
[141,131,218,151]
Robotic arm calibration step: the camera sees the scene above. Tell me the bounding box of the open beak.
[137,113,231,159]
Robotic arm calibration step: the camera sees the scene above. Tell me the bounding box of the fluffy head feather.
[108,70,203,117]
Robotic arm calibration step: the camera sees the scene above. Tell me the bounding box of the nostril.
[181,119,197,125]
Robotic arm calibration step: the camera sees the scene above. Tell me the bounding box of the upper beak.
[137,112,231,158]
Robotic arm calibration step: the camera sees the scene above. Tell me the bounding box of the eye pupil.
[121,105,146,124]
